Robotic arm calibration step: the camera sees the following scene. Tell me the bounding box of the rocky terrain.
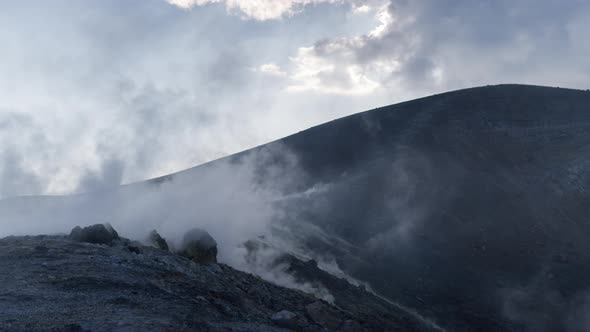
[2,85,590,331]
[0,225,438,332]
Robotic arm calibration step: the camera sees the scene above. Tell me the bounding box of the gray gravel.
[0,235,434,332]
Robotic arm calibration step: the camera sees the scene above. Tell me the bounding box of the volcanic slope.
[2,85,590,331]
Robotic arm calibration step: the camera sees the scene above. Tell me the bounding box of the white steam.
[0,143,337,301]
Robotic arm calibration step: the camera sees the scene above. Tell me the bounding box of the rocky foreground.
[0,225,438,332]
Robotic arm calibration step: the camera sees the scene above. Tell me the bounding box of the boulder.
[69,223,119,245]
[127,245,142,254]
[305,301,342,330]
[180,228,217,264]
[271,310,298,329]
[147,230,169,251]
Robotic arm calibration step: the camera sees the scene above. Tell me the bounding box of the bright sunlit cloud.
[165,0,343,20]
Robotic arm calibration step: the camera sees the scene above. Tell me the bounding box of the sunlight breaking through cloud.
[165,0,343,20]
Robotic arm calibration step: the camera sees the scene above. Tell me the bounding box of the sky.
[1,0,589,198]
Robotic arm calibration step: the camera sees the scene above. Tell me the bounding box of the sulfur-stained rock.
[147,230,169,251]
[180,228,217,264]
[69,224,119,245]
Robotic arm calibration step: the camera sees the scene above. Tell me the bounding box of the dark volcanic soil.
[3,85,588,331]
[0,235,437,332]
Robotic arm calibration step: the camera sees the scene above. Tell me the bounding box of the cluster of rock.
[148,229,169,251]
[65,224,361,330]
[69,223,218,265]
[243,238,441,331]
[271,302,363,332]
[0,223,439,331]
[179,228,218,264]
[69,223,120,245]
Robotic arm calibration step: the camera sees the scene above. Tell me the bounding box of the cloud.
[284,0,590,95]
[284,1,405,95]
[287,39,384,95]
[255,63,287,77]
[2,0,590,200]
[352,4,371,14]
[0,112,50,198]
[0,140,344,302]
[0,1,321,197]
[2,2,590,329]
[164,0,343,20]
[0,0,387,199]
[0,149,44,198]
[76,159,125,193]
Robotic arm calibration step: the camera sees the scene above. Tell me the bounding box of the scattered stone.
[305,301,343,330]
[59,323,86,332]
[271,310,298,329]
[127,246,141,254]
[34,246,49,253]
[340,319,363,332]
[212,298,233,316]
[108,297,136,306]
[206,264,223,274]
[69,224,119,245]
[147,230,169,251]
[180,228,217,264]
[0,235,437,332]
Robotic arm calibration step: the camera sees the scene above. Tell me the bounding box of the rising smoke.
[0,142,339,301]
